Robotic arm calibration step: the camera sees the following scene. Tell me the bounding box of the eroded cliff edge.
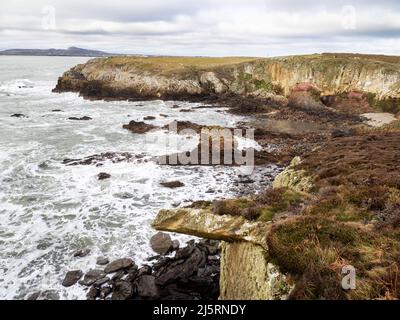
[54,53,400,114]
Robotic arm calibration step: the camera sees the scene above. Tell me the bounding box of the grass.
[260,130,400,299]
[212,188,305,222]
[97,56,259,76]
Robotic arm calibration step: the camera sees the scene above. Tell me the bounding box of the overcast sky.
[1,0,400,56]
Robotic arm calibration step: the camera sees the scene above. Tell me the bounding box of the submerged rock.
[10,113,28,118]
[150,232,173,255]
[97,172,111,180]
[27,290,60,301]
[122,120,158,134]
[135,275,159,299]
[160,181,185,189]
[144,116,156,120]
[73,248,91,258]
[96,257,110,266]
[68,116,92,121]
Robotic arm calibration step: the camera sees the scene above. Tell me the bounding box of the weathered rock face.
[220,242,292,300]
[273,156,315,193]
[152,208,292,300]
[53,54,400,112]
[152,208,269,249]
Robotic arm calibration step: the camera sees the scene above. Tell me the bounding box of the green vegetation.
[213,188,305,222]
[98,56,258,76]
[262,131,400,299]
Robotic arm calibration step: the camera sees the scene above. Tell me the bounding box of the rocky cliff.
[54,53,400,113]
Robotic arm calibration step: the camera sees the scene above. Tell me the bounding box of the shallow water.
[0,56,280,300]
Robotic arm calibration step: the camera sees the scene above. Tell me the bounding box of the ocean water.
[0,56,280,300]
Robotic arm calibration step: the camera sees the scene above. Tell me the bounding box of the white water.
[0,56,280,300]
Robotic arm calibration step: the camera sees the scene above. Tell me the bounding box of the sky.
[1,0,400,57]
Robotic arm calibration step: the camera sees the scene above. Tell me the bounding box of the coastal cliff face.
[54,54,400,113]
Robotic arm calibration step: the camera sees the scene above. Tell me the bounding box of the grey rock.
[150,232,173,255]
[62,270,83,287]
[79,269,106,286]
[86,287,100,300]
[28,290,59,300]
[136,275,159,299]
[112,281,134,300]
[98,172,111,180]
[104,258,135,274]
[93,277,110,287]
[73,248,90,258]
[113,192,133,199]
[96,257,110,266]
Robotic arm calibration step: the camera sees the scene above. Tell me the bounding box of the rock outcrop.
[53,54,400,114]
[152,208,293,300]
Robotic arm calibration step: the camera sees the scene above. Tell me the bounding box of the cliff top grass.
[94,56,259,75]
[267,131,400,299]
[212,130,400,299]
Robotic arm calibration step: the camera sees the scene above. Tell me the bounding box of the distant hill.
[0,46,120,57]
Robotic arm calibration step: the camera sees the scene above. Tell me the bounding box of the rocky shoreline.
[49,235,220,301]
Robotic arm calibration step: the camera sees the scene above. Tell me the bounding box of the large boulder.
[122,121,158,134]
[135,275,159,299]
[104,258,135,274]
[62,270,83,287]
[150,232,173,255]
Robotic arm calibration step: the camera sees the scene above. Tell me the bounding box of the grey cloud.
[0,0,399,56]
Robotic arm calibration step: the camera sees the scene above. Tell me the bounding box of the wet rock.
[136,275,159,299]
[160,181,185,189]
[68,116,92,121]
[96,257,110,266]
[104,258,135,274]
[144,116,156,120]
[86,287,100,300]
[112,281,134,300]
[179,109,193,112]
[93,277,110,287]
[62,270,83,287]
[73,248,90,258]
[160,114,169,117]
[51,109,63,112]
[10,113,28,118]
[137,265,153,277]
[161,121,204,134]
[155,247,205,286]
[122,120,158,134]
[111,270,125,282]
[113,192,133,199]
[150,232,173,255]
[79,269,106,286]
[28,290,59,300]
[27,292,41,300]
[63,152,135,166]
[171,240,180,251]
[98,172,111,180]
[100,286,112,299]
